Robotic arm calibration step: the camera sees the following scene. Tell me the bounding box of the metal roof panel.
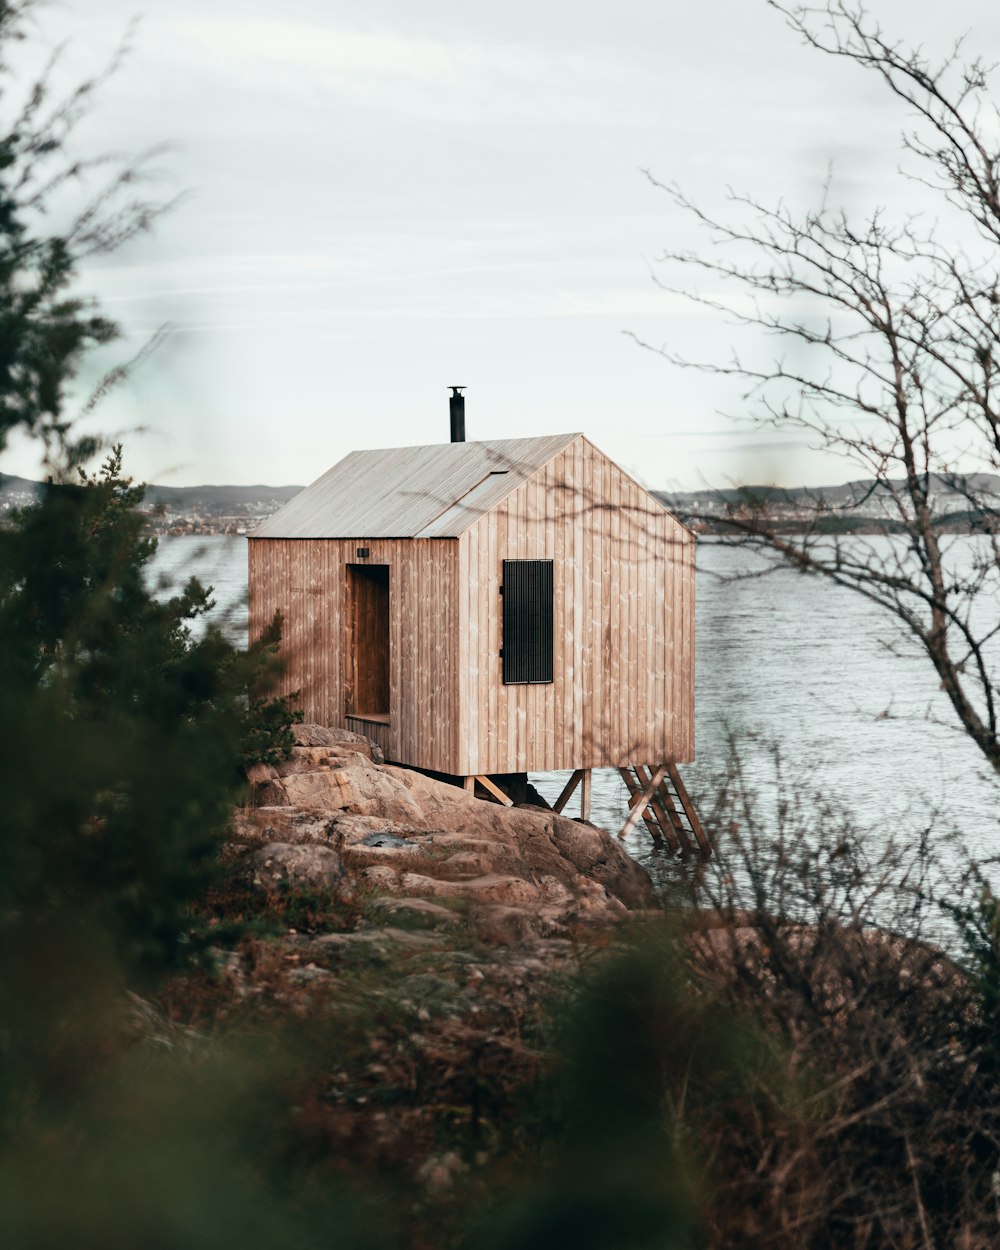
[252,434,582,539]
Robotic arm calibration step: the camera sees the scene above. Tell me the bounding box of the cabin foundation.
[460,763,708,854]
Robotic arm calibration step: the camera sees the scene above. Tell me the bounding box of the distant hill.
[657,473,1000,533]
[0,474,304,505]
[142,483,304,509]
[665,470,1000,502]
[0,474,306,534]
[0,472,41,495]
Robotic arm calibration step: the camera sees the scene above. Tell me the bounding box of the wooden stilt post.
[553,769,583,814]
[666,763,711,855]
[475,775,514,807]
[619,764,667,840]
[618,767,663,842]
[616,762,711,855]
[463,776,475,793]
[634,763,684,851]
[580,768,592,822]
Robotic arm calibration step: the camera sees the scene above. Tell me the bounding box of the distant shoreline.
[5,471,997,538]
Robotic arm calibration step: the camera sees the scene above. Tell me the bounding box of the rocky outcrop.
[179,726,661,1201]
[241,842,346,893]
[235,724,656,938]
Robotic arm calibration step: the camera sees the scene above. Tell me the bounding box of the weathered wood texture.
[248,434,694,776]
[458,436,694,774]
[249,538,458,774]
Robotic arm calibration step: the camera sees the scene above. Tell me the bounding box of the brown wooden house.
[248,422,705,848]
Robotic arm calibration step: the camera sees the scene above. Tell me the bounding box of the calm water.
[149,535,1000,877]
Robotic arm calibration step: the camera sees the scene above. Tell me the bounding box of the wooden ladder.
[617,763,711,856]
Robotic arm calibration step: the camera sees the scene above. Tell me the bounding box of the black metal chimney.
[449,386,466,443]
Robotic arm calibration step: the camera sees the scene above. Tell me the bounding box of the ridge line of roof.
[337,432,582,457]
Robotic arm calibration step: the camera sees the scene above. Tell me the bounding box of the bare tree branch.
[651,1,1000,773]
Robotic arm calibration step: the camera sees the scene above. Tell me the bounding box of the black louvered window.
[502,559,553,685]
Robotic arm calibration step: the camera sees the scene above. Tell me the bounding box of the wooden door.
[346,563,390,716]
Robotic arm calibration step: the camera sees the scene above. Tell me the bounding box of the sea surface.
[149,535,1000,887]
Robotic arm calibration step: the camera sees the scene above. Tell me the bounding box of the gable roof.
[252,433,582,539]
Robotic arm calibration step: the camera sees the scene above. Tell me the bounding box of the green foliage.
[241,612,303,767]
[0,446,295,984]
[0,3,302,1175]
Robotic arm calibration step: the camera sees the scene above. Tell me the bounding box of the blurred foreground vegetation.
[8,775,1000,1249]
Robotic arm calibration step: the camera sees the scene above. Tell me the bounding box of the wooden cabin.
[248,425,705,849]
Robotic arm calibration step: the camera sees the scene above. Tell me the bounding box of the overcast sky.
[4,0,1000,490]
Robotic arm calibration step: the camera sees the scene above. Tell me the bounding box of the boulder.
[292,721,385,763]
[231,806,336,847]
[243,842,346,893]
[279,761,427,826]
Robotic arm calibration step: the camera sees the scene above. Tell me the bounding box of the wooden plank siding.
[458,436,694,773]
[248,433,694,778]
[248,537,460,774]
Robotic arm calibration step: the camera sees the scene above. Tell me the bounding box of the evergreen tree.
[0,0,295,1017]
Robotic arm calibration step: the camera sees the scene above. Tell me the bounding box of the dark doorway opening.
[346,563,390,718]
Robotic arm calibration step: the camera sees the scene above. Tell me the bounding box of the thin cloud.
[173,20,452,77]
[693,439,817,454]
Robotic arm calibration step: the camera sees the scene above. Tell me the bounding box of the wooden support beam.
[463,776,475,793]
[619,764,667,840]
[474,775,514,807]
[618,767,663,841]
[656,783,694,854]
[553,769,584,815]
[634,763,683,852]
[667,763,712,855]
[580,769,592,822]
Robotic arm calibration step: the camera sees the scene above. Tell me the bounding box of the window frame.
[501,558,554,686]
